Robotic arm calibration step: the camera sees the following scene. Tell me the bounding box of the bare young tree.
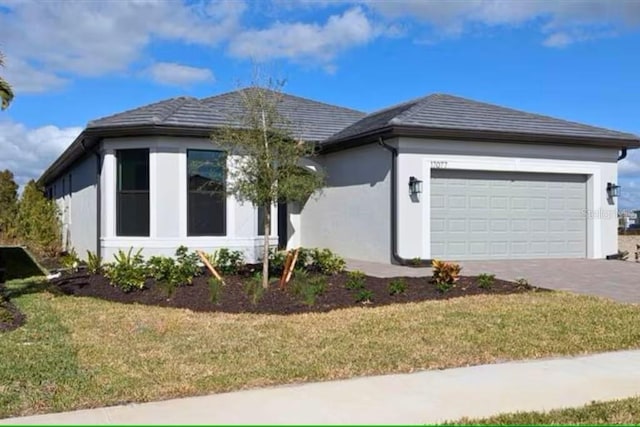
[213,78,324,288]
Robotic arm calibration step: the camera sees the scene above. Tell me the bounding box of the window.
[117,149,149,236]
[187,150,226,236]
[257,206,266,236]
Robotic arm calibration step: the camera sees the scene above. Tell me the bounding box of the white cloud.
[0,120,82,186]
[0,0,244,93]
[228,7,377,65]
[367,0,640,45]
[146,62,215,87]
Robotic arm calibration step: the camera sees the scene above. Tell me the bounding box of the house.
[39,89,640,263]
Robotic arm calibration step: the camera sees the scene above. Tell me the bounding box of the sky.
[1,0,639,208]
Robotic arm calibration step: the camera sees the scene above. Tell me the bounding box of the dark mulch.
[0,298,26,332]
[50,269,544,315]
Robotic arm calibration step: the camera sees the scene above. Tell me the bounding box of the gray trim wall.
[300,143,391,262]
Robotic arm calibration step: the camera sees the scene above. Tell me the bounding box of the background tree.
[17,180,61,257]
[0,170,19,242]
[0,51,14,110]
[213,78,324,288]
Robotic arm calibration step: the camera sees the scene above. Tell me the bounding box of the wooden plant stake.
[196,250,225,285]
[279,250,294,289]
[283,248,300,287]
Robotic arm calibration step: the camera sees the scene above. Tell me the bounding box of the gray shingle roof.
[326,93,639,143]
[88,88,366,142]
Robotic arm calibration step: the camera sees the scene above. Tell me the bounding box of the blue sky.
[1,0,639,207]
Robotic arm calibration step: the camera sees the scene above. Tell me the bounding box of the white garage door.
[431,170,587,260]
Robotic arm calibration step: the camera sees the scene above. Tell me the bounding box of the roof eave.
[320,125,640,154]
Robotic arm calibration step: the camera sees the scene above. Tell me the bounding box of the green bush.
[388,278,407,295]
[244,273,265,305]
[209,248,245,275]
[16,180,61,257]
[355,288,374,303]
[60,248,80,271]
[345,270,366,290]
[477,273,495,289]
[309,248,345,275]
[268,248,288,274]
[290,270,327,306]
[146,246,201,297]
[86,251,102,274]
[104,248,147,292]
[208,277,224,304]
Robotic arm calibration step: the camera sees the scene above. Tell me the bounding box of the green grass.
[2,277,640,419]
[452,396,640,424]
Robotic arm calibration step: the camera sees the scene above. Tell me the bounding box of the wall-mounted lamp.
[607,182,621,198]
[409,176,423,195]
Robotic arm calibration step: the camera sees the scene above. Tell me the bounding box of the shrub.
[296,247,313,269]
[60,248,80,271]
[410,257,422,267]
[208,277,223,304]
[477,273,495,290]
[244,273,265,305]
[86,251,102,274]
[388,278,407,295]
[345,270,366,290]
[209,248,245,275]
[104,248,147,292]
[146,247,201,297]
[355,288,374,303]
[290,270,327,306]
[16,180,61,257]
[515,277,532,289]
[309,248,345,275]
[268,248,288,275]
[431,259,461,293]
[618,250,629,261]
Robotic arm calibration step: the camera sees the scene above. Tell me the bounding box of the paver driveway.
[346,258,640,303]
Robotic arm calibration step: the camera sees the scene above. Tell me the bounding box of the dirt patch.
[50,270,544,315]
[0,298,26,332]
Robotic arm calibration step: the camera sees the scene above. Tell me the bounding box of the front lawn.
[2,277,640,418]
[451,395,640,424]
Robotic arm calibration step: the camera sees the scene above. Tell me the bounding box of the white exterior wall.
[396,137,619,260]
[100,136,277,262]
[50,154,98,258]
[299,142,392,262]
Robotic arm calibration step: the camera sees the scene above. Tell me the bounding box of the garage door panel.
[431,170,587,260]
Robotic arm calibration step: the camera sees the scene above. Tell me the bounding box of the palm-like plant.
[0,52,14,110]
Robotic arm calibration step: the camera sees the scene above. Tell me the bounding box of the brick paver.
[347,258,640,303]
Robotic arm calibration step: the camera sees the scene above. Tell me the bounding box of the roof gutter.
[323,125,640,154]
[377,137,433,267]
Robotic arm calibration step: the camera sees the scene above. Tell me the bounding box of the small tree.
[0,51,14,110]
[17,180,61,257]
[213,79,324,288]
[0,170,19,241]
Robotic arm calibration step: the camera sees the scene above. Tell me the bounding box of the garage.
[430,169,587,260]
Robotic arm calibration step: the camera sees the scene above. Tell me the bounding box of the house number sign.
[430,161,448,169]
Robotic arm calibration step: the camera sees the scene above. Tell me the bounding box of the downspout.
[618,148,627,161]
[378,137,433,266]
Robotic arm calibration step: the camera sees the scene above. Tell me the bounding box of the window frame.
[186,149,227,237]
[116,148,150,237]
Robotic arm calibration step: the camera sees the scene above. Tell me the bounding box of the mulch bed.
[50,269,544,315]
[0,298,26,332]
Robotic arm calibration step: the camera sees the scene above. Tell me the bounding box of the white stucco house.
[39,88,640,264]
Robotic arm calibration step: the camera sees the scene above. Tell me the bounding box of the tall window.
[257,206,266,236]
[117,149,149,236]
[187,150,226,236]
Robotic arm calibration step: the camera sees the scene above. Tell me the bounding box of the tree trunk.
[262,205,270,289]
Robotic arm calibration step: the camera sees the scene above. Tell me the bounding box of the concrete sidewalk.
[3,350,640,425]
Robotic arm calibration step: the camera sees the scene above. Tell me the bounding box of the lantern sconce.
[409,176,423,196]
[607,182,621,198]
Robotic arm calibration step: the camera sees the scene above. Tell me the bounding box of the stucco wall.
[299,142,392,262]
[50,153,98,258]
[99,136,277,262]
[397,137,620,260]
